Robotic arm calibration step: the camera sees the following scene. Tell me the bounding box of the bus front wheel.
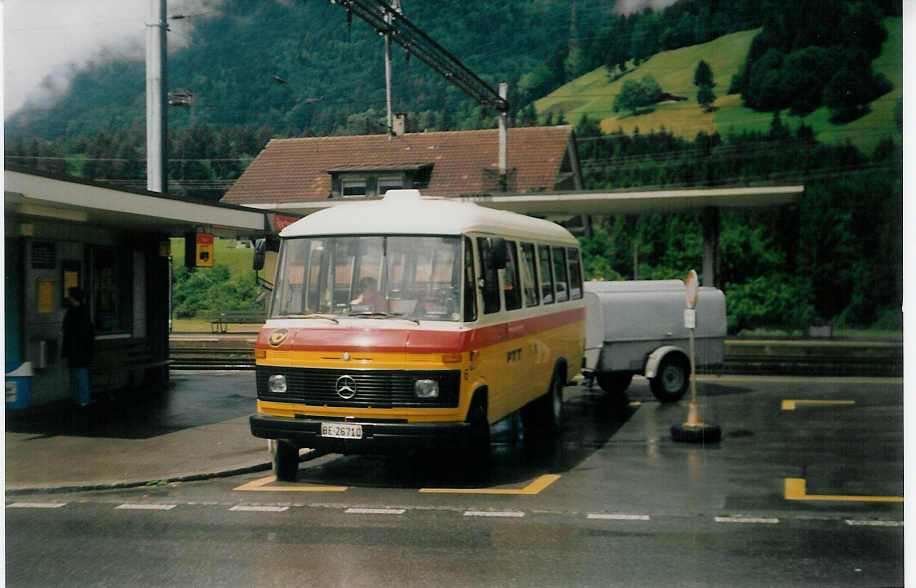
[272,440,299,482]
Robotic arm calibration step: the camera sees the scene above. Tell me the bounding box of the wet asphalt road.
[6,374,905,587]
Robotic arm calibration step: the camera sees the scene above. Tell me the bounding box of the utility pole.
[329,0,508,112]
[146,0,168,192]
[498,82,508,190]
[384,0,401,138]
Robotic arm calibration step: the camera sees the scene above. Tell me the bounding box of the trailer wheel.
[272,440,299,482]
[650,353,689,402]
[596,372,633,395]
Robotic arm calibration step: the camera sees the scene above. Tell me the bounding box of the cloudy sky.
[3,0,675,117]
[2,0,215,115]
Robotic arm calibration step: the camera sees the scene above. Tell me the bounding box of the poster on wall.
[31,241,56,269]
[62,260,81,303]
[37,278,55,314]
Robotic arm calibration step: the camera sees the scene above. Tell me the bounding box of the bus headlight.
[268,374,288,394]
[414,379,439,399]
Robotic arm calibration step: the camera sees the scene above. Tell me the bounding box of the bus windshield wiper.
[348,311,420,325]
[284,313,340,324]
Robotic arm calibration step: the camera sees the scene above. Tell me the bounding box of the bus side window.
[567,247,583,300]
[504,241,522,311]
[538,245,554,304]
[552,246,569,302]
[520,243,539,307]
[463,237,477,322]
[477,237,501,314]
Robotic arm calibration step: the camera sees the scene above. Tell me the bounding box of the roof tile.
[221,126,574,205]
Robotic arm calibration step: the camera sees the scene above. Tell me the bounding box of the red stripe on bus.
[257,307,584,354]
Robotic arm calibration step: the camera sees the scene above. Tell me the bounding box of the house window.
[342,178,368,197]
[378,176,404,194]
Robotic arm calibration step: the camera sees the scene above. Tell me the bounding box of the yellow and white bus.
[250,190,585,480]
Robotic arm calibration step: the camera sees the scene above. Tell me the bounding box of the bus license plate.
[320,422,363,439]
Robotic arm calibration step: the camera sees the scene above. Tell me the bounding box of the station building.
[222,125,802,289]
[4,167,272,411]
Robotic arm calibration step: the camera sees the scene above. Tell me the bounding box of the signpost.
[671,269,721,443]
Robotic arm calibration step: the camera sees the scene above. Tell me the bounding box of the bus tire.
[272,440,299,482]
[466,397,490,464]
[596,372,633,395]
[650,352,689,402]
[523,367,565,437]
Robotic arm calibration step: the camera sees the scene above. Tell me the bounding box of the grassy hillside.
[536,19,901,152]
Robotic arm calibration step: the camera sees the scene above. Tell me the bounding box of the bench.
[90,339,171,396]
[209,310,267,334]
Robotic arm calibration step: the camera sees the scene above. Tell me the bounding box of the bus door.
[476,236,510,419]
[501,240,532,404]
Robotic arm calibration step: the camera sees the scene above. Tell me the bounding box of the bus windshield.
[271,235,463,322]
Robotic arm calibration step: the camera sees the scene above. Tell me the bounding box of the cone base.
[671,423,722,444]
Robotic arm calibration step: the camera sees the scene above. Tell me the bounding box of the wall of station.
[5,214,171,411]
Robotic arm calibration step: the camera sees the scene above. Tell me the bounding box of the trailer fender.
[644,345,687,379]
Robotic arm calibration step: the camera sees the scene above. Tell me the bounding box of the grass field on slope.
[535,19,901,152]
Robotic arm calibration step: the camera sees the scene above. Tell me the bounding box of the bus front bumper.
[249,414,472,453]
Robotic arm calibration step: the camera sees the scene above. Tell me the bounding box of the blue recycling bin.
[5,361,33,410]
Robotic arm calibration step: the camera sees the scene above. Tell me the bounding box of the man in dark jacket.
[62,287,94,407]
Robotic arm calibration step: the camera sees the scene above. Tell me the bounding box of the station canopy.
[253,185,804,220]
[5,168,272,239]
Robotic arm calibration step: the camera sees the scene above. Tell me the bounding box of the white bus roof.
[280,190,579,245]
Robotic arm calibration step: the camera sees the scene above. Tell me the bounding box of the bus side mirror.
[488,237,507,270]
[253,237,279,271]
[253,239,267,271]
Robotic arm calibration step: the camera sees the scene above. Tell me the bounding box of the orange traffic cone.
[684,400,703,428]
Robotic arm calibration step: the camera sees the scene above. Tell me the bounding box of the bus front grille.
[256,366,460,409]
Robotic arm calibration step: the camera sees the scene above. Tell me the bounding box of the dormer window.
[378,176,404,194]
[326,164,433,199]
[341,177,368,197]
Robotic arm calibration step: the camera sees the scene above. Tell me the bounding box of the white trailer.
[583,280,726,402]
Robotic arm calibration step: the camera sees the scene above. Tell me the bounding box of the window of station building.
[551,246,569,302]
[503,241,521,311]
[377,176,404,194]
[519,243,539,308]
[567,247,583,300]
[538,245,555,304]
[89,245,133,334]
[341,177,368,197]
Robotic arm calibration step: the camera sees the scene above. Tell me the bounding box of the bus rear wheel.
[272,440,299,482]
[522,369,565,438]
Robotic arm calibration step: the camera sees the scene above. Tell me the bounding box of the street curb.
[5,449,327,496]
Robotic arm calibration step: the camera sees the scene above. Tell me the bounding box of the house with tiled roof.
[220,126,582,209]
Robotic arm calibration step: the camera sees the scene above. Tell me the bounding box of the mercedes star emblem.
[335,375,357,400]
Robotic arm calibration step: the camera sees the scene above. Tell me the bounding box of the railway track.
[168,339,902,377]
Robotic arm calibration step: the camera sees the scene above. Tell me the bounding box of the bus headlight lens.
[415,379,439,398]
[268,374,287,394]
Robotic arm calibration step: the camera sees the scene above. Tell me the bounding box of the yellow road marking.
[234,475,349,492]
[781,399,856,411]
[784,478,903,503]
[419,474,561,495]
